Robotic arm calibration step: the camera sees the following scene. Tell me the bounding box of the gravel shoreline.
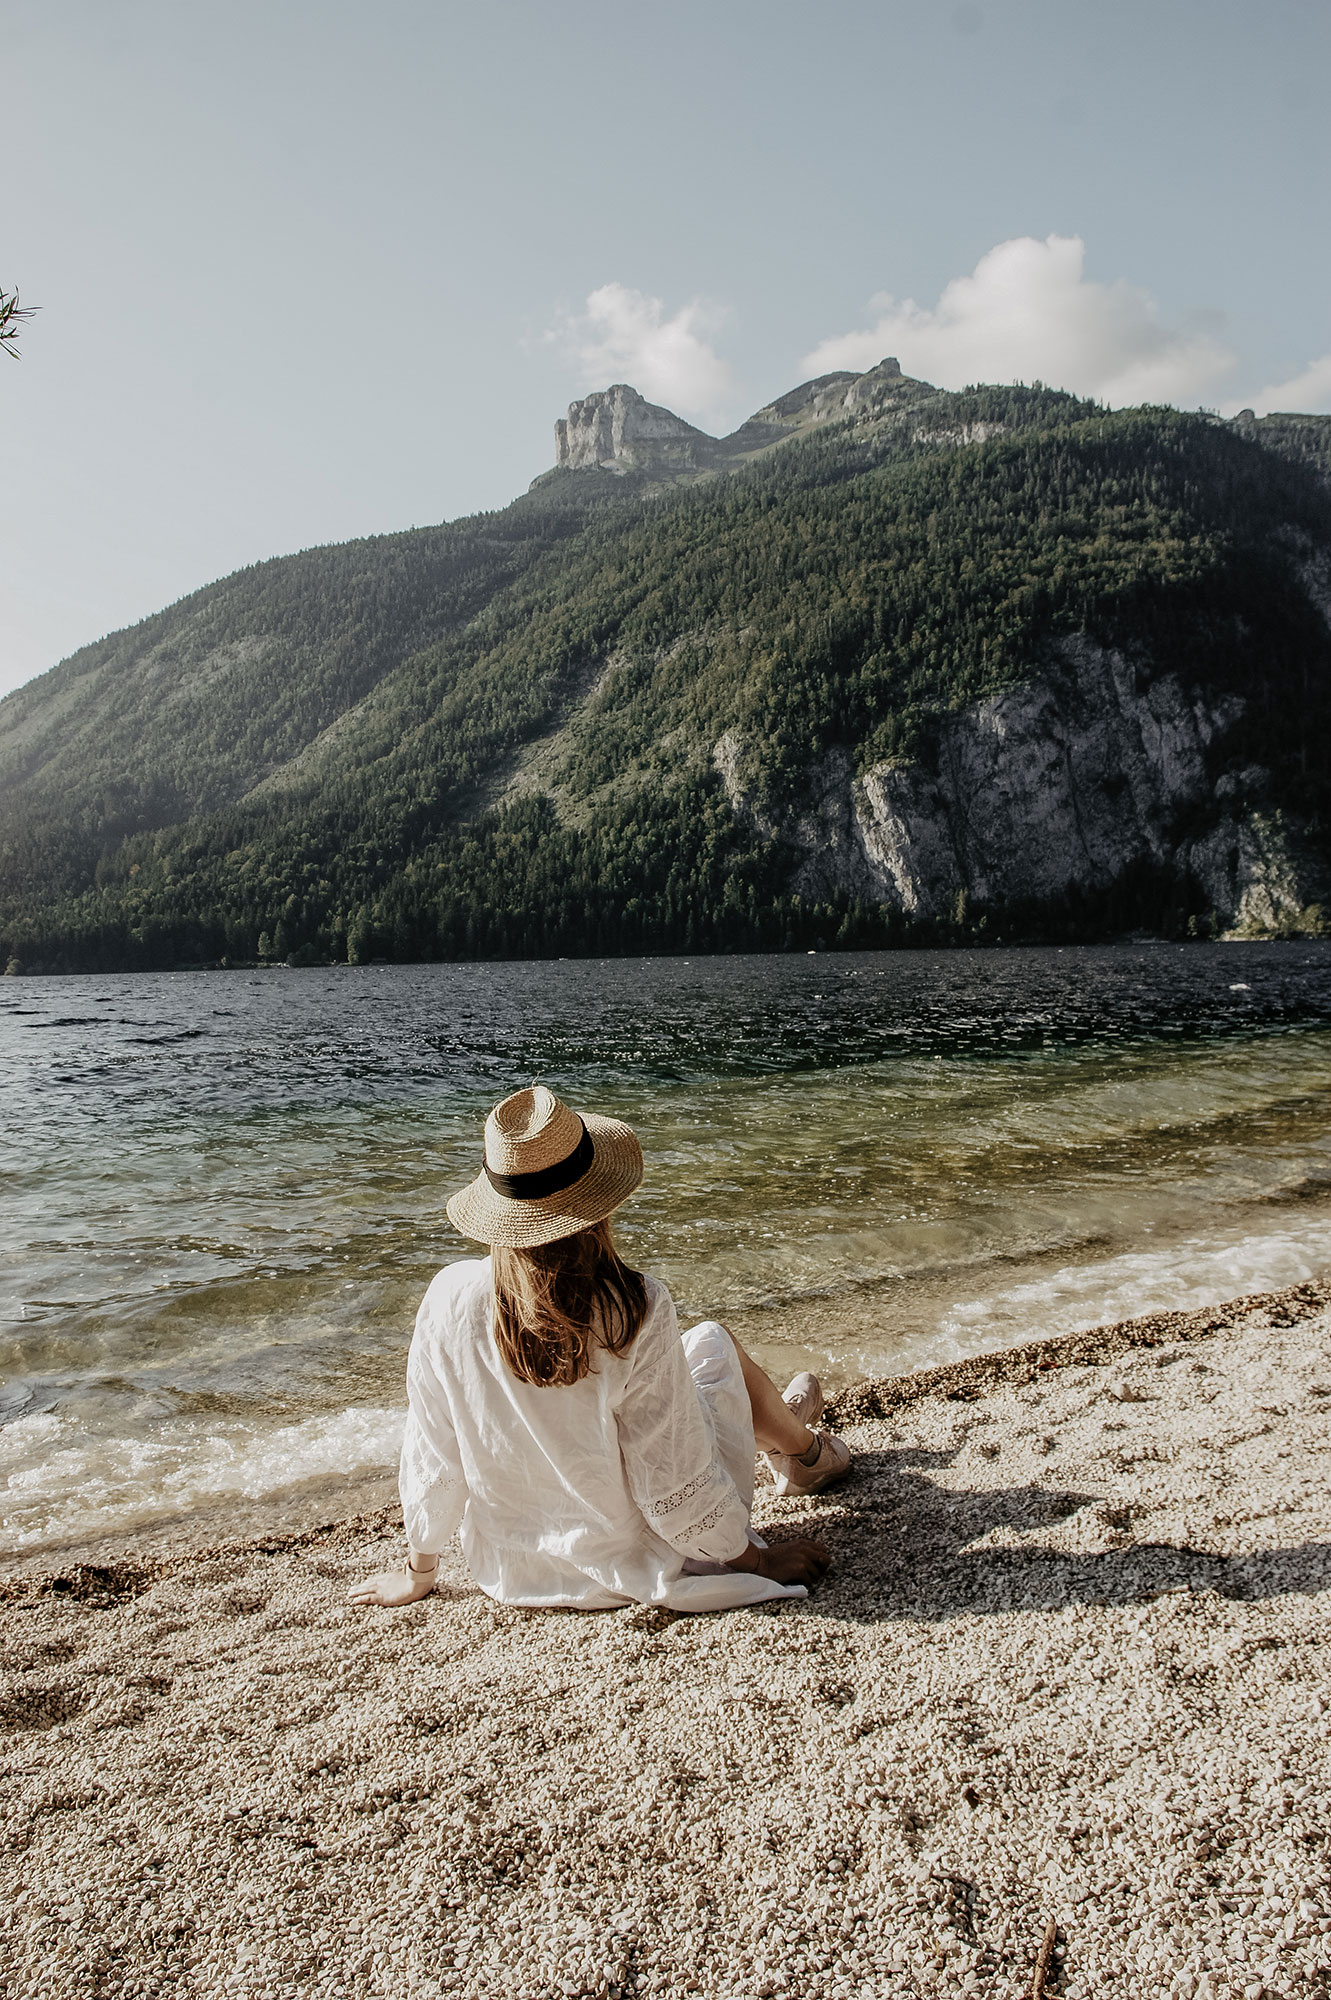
[3,1282,1329,2000]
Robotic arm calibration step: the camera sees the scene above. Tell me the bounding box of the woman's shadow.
[783,1444,1331,1623]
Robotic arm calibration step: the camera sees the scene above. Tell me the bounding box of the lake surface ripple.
[3,943,1330,1552]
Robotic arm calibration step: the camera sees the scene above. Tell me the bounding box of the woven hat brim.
[445,1113,643,1249]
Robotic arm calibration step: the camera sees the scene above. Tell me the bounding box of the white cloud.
[801,235,1237,408]
[548,282,733,418]
[1223,353,1331,418]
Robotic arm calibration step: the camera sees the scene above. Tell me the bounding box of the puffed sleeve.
[616,1283,751,1564]
[398,1294,466,1555]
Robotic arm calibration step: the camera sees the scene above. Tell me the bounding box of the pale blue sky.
[4,0,1330,698]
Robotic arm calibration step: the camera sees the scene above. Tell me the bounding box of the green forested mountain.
[3,367,1330,973]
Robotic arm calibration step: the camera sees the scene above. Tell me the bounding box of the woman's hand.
[347,1564,437,1608]
[727,1536,830,1587]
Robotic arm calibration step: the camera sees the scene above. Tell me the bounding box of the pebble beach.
[3,1281,1329,2000]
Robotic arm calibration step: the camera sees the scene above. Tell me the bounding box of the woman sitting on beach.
[350,1087,850,1614]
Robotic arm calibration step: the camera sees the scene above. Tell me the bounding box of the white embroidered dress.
[398,1258,804,1612]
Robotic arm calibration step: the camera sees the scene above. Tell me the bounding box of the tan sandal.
[765,1427,851,1497]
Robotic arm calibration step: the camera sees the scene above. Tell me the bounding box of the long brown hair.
[491,1220,649,1387]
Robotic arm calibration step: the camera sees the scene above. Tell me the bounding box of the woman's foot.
[766,1429,852,1496]
[764,1373,851,1495]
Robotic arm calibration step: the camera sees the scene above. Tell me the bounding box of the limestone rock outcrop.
[552,358,932,478]
[554,385,714,474]
[713,638,1326,929]
[1183,812,1328,935]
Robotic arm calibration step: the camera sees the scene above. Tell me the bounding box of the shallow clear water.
[3,942,1330,1552]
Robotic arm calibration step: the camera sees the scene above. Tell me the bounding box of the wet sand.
[2,1282,1329,2000]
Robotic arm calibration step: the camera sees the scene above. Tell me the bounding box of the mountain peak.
[550,355,925,481]
[554,383,712,474]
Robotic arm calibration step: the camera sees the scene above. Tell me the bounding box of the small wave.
[1261,1174,1331,1204]
[123,1030,208,1045]
[0,1403,404,1554]
[935,1216,1331,1362]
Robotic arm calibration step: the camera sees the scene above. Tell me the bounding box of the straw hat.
[446,1085,643,1249]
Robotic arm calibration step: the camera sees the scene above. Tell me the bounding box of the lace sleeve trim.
[645,1454,728,1521]
[687,1497,732,1540]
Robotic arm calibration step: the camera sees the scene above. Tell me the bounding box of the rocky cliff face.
[551,357,934,477]
[1183,812,1329,935]
[714,637,1327,931]
[554,385,715,473]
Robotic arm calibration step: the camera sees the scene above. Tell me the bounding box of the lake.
[3,941,1330,1555]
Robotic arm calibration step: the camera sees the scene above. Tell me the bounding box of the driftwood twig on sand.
[1029,1914,1059,1997]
